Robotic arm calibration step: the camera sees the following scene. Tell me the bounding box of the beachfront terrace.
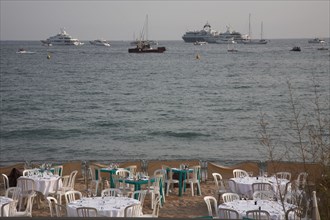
[0,159,327,218]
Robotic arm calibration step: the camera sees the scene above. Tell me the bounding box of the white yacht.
[182,22,219,43]
[212,26,248,44]
[308,38,325,44]
[41,28,84,46]
[89,39,111,47]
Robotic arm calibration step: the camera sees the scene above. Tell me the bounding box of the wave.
[1,128,84,139]
[149,131,211,138]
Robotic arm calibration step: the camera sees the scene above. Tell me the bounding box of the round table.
[219,199,295,220]
[18,174,61,196]
[230,176,288,198]
[0,196,14,217]
[67,196,141,217]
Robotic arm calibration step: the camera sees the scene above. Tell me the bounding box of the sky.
[0,0,329,41]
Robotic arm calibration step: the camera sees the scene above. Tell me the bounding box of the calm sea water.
[0,39,329,166]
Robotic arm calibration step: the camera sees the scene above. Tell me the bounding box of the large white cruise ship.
[182,22,219,43]
[41,28,84,46]
[182,23,247,44]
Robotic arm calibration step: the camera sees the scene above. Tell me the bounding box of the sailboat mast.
[261,22,263,40]
[146,14,148,41]
[248,13,252,40]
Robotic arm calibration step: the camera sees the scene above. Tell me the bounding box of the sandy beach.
[0,160,325,218]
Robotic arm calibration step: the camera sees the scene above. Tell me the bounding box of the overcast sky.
[1,0,329,41]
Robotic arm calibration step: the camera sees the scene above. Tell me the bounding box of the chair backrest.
[112,174,129,196]
[89,166,101,181]
[49,177,62,194]
[285,207,304,220]
[246,210,270,220]
[116,169,130,178]
[252,182,273,193]
[68,170,78,189]
[124,203,142,217]
[101,188,122,197]
[46,196,58,217]
[296,172,308,189]
[1,174,9,191]
[221,193,240,203]
[76,207,98,217]
[276,172,291,181]
[131,190,147,207]
[252,191,275,201]
[125,165,137,177]
[218,208,240,219]
[65,190,82,204]
[1,202,12,217]
[153,169,166,178]
[212,173,225,191]
[53,165,63,176]
[22,169,36,176]
[5,187,21,201]
[54,203,67,217]
[233,169,249,178]
[187,165,201,182]
[147,174,162,193]
[203,196,218,217]
[17,177,35,195]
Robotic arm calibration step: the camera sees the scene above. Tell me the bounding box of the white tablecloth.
[0,196,13,217]
[67,197,141,217]
[219,199,295,220]
[230,176,288,198]
[17,174,61,196]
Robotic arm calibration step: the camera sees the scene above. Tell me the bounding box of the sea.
[0,39,329,167]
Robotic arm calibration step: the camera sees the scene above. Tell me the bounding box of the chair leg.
[191,183,194,196]
[151,192,155,209]
[197,183,202,196]
[166,183,170,196]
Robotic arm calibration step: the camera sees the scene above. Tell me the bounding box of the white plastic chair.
[252,182,273,193]
[22,169,38,176]
[16,177,36,211]
[10,192,36,217]
[252,190,275,201]
[164,167,179,196]
[124,203,142,217]
[232,169,249,178]
[183,165,202,196]
[46,196,58,217]
[146,174,163,209]
[52,165,63,176]
[125,165,137,177]
[296,172,308,189]
[64,190,82,204]
[89,166,101,196]
[153,169,166,202]
[203,196,219,218]
[1,174,9,191]
[131,190,147,208]
[246,209,270,220]
[276,171,291,181]
[221,193,240,203]
[218,208,240,219]
[101,188,122,197]
[76,207,98,217]
[5,187,21,202]
[212,173,227,202]
[140,195,162,218]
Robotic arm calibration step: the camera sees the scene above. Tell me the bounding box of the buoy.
[196,54,200,60]
[47,54,51,59]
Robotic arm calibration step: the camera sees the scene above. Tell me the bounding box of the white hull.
[90,40,110,47]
